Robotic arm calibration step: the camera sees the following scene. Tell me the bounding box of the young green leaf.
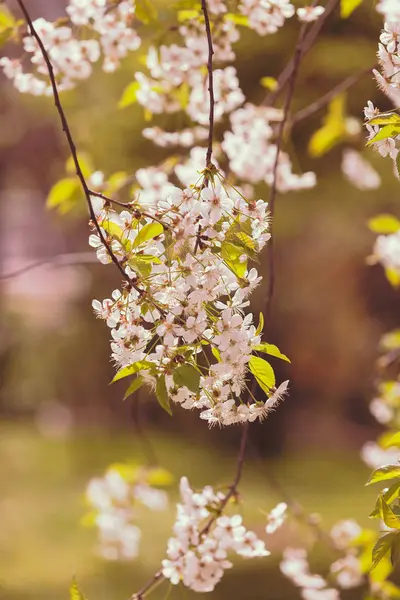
[70,578,87,600]
[367,465,400,486]
[370,482,400,517]
[253,343,291,363]
[382,432,400,449]
[112,361,153,383]
[123,376,145,400]
[133,222,163,248]
[374,495,400,529]
[146,467,174,486]
[340,0,363,18]
[249,356,276,394]
[156,376,172,415]
[47,178,80,209]
[212,347,221,362]
[173,364,200,394]
[368,112,400,126]
[119,81,140,109]
[256,312,264,336]
[368,214,400,234]
[260,77,277,91]
[308,95,347,157]
[135,0,158,23]
[366,124,400,146]
[371,532,398,570]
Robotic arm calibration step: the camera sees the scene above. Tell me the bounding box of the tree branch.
[201,0,215,168]
[262,0,340,106]
[0,252,100,281]
[290,64,375,127]
[15,0,135,291]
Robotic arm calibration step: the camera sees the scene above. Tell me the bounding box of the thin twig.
[15,0,135,290]
[290,64,375,127]
[263,0,340,106]
[0,252,100,281]
[89,190,172,229]
[201,0,215,167]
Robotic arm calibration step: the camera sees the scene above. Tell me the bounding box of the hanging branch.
[263,0,340,106]
[201,0,215,168]
[15,0,137,292]
[130,3,249,597]
[290,64,376,127]
[130,422,249,600]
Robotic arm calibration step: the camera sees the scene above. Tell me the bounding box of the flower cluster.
[281,548,340,600]
[0,1,139,94]
[84,464,168,560]
[222,103,316,192]
[161,477,269,592]
[341,149,381,190]
[90,168,289,425]
[239,0,295,35]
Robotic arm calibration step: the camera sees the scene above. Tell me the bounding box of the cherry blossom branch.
[88,190,172,229]
[263,0,340,106]
[201,0,215,167]
[129,423,249,600]
[15,0,135,290]
[290,64,376,127]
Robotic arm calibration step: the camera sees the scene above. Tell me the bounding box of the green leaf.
[135,0,158,22]
[235,231,257,252]
[176,82,190,109]
[133,222,163,248]
[112,361,153,383]
[212,347,221,362]
[368,214,400,234]
[368,112,400,126]
[220,241,247,278]
[308,95,347,158]
[260,77,277,91]
[249,356,276,394]
[146,467,174,486]
[340,0,363,18]
[0,6,16,32]
[367,465,400,486]
[256,312,264,336]
[123,376,145,400]
[225,13,249,26]
[371,532,398,570]
[177,9,200,21]
[119,81,140,109]
[374,495,400,529]
[155,376,172,415]
[47,178,80,210]
[70,578,87,600]
[173,364,200,394]
[382,432,400,449]
[366,124,400,146]
[385,267,400,287]
[371,482,400,517]
[254,343,291,363]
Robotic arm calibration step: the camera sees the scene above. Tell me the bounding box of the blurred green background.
[0,0,397,598]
